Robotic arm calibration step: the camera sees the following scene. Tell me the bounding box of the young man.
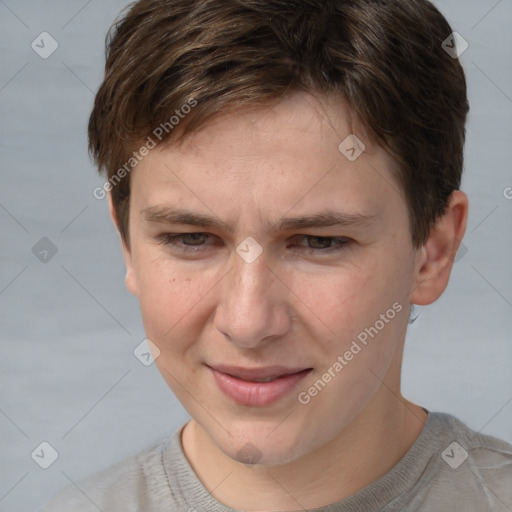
[42,0,512,510]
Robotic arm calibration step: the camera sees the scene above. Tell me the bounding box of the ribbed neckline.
[162,411,454,512]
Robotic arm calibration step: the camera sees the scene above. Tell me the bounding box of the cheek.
[135,257,197,343]
[136,265,204,392]
[291,258,408,363]
[290,265,378,337]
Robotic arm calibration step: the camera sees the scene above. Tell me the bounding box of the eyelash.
[157,233,351,255]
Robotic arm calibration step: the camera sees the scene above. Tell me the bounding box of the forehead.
[178,93,368,161]
[129,93,405,229]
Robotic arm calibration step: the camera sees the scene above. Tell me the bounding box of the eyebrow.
[141,205,377,234]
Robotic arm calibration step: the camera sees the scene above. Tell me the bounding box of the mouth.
[206,364,313,406]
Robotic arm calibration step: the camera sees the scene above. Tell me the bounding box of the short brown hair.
[88,0,469,248]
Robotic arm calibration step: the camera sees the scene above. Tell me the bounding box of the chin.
[229,442,304,467]
[218,421,316,467]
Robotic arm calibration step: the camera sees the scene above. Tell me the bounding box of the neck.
[181,390,427,511]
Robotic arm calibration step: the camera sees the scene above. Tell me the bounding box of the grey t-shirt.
[40,412,512,512]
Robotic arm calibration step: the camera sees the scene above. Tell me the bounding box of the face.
[121,92,420,466]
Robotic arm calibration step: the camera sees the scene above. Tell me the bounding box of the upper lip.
[208,364,311,380]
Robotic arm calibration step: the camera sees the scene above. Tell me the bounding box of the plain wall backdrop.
[1,1,511,511]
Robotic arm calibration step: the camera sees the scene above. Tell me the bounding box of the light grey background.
[0,1,511,511]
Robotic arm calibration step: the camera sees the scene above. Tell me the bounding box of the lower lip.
[209,367,312,407]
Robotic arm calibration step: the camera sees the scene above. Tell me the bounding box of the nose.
[213,249,293,349]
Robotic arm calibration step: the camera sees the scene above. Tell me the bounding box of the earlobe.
[410,190,468,306]
[107,192,140,298]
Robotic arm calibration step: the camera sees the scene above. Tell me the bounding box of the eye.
[158,233,213,251]
[156,233,351,255]
[291,235,351,253]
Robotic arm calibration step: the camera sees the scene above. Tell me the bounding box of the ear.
[107,192,139,297]
[410,190,468,305]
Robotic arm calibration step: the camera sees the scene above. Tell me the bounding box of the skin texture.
[109,92,468,511]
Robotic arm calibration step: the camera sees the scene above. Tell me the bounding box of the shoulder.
[418,412,512,511]
[434,411,512,464]
[443,413,512,487]
[38,432,179,512]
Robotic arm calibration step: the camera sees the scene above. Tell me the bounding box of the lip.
[207,365,312,407]
[209,364,310,380]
